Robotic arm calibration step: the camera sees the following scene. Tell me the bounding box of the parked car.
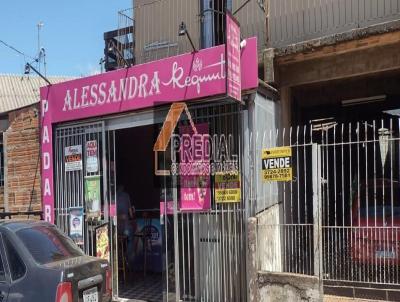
[0,220,112,302]
[351,179,400,265]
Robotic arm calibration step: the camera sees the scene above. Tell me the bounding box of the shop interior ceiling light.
[310,117,336,131]
[341,95,386,107]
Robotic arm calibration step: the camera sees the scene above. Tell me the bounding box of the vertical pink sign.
[40,94,55,223]
[226,11,241,102]
[179,124,211,212]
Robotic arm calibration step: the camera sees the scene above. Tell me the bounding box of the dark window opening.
[4,236,25,281]
[17,226,84,265]
[201,0,231,48]
[0,246,6,282]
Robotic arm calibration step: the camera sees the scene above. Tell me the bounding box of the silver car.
[0,220,112,302]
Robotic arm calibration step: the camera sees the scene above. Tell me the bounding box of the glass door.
[106,130,118,299]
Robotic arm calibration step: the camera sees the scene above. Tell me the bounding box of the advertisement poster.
[160,187,174,215]
[96,223,109,261]
[69,207,84,245]
[132,218,162,273]
[85,140,99,173]
[262,147,292,182]
[65,145,83,172]
[226,11,241,102]
[84,176,101,218]
[215,172,241,203]
[179,124,211,212]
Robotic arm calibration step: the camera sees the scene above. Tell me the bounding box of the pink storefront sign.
[40,38,258,223]
[41,37,257,124]
[226,11,242,102]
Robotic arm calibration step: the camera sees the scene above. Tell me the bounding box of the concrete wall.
[258,271,321,302]
[248,91,281,214]
[257,204,282,272]
[248,217,322,302]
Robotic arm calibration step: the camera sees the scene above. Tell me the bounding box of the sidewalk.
[325,296,385,302]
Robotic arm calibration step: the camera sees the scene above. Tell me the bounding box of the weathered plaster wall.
[258,272,321,302]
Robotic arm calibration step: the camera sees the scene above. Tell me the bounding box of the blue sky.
[0,1,131,77]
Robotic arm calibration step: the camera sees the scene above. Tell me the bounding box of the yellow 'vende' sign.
[262,147,292,182]
[215,172,241,203]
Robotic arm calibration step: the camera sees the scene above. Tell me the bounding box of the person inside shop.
[117,184,136,267]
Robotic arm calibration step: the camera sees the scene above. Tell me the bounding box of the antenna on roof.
[36,21,47,76]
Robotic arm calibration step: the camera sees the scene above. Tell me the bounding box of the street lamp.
[108,41,131,68]
[24,62,51,86]
[178,22,197,52]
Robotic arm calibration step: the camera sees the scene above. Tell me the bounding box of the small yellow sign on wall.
[215,172,241,203]
[262,147,292,182]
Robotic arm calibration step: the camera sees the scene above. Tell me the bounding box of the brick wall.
[0,187,4,209]
[4,105,41,213]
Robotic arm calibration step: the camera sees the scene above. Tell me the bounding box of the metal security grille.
[255,117,400,297]
[162,102,248,302]
[253,125,315,276]
[321,119,400,287]
[54,122,108,256]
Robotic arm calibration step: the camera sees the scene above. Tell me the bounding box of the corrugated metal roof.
[0,74,75,114]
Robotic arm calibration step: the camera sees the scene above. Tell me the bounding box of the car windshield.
[17,225,84,265]
[359,185,400,218]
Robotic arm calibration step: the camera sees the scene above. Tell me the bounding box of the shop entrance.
[53,102,249,302]
[112,125,163,301]
[108,102,248,301]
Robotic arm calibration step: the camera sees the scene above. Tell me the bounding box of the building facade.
[255,2,400,301]
[104,0,267,71]
[40,31,275,301]
[38,1,400,301]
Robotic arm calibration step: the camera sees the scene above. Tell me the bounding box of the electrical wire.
[0,39,36,61]
[0,38,53,216]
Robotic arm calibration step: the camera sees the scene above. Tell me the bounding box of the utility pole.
[37,21,44,72]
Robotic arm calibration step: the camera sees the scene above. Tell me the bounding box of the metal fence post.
[247,217,259,302]
[312,144,323,288]
[172,173,180,302]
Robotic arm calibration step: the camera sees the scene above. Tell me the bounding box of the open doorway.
[114,124,163,302]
